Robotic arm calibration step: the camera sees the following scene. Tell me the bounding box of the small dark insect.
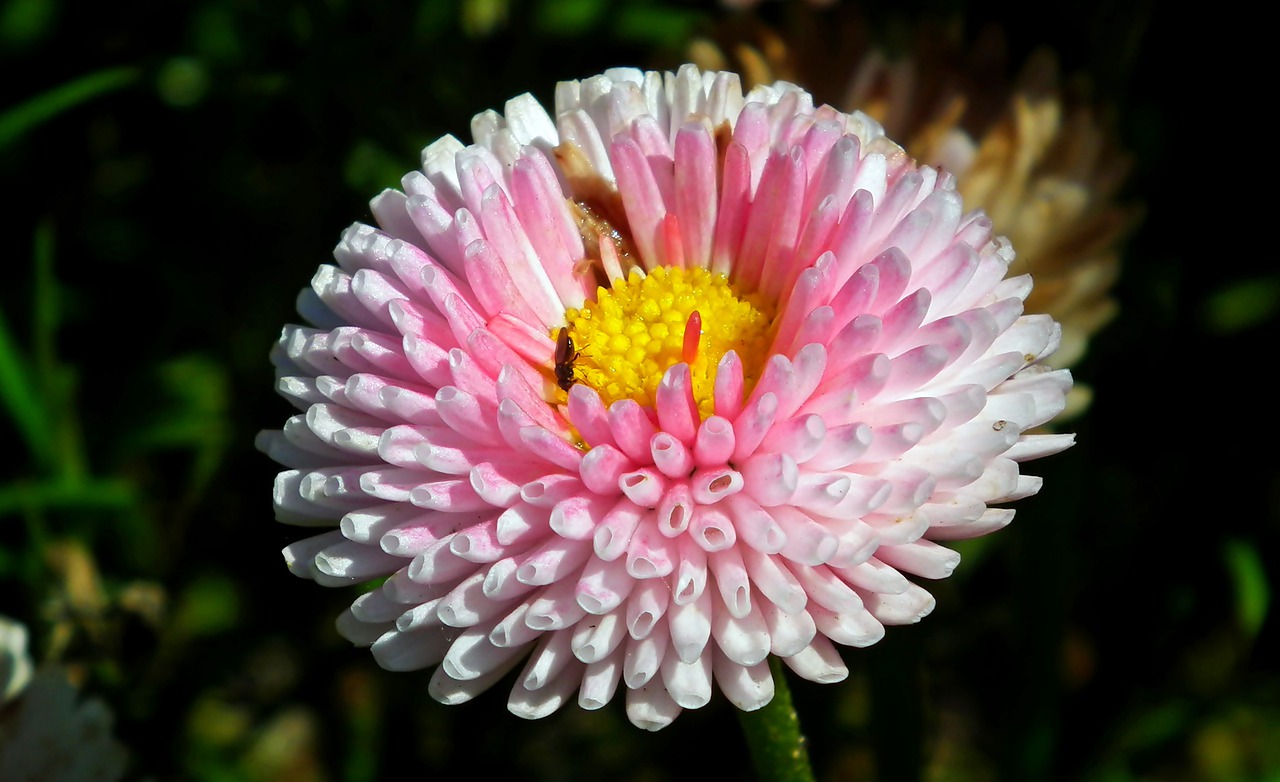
[554,327,580,391]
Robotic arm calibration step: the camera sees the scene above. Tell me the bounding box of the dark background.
[2,1,1273,780]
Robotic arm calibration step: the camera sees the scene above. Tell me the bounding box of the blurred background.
[1,0,1273,780]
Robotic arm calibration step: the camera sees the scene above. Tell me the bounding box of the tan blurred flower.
[691,17,1137,418]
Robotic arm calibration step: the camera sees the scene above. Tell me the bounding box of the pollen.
[558,266,774,417]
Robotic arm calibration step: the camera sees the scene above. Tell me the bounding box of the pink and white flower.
[260,65,1073,730]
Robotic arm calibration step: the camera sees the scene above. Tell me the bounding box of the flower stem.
[736,657,817,782]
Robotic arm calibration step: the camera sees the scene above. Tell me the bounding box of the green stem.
[736,657,817,782]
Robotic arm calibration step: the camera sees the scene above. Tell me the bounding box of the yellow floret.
[556,266,775,417]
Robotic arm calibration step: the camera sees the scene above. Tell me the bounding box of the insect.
[554,327,581,391]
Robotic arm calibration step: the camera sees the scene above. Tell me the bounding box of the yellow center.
[558,266,775,417]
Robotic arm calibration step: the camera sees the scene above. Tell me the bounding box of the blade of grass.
[0,65,139,147]
[33,217,58,385]
[32,220,89,482]
[0,477,135,515]
[1223,538,1270,640]
[0,303,52,471]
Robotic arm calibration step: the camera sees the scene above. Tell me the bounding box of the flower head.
[260,66,1073,730]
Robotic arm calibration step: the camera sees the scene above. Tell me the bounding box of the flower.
[691,19,1136,418]
[0,617,128,782]
[260,65,1073,730]
[1,617,33,705]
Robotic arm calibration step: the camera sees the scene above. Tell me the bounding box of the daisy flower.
[259,65,1073,730]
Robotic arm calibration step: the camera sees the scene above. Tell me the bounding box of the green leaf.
[156,57,210,109]
[535,0,607,34]
[1202,275,1280,335]
[461,0,508,36]
[614,3,703,48]
[1112,701,1193,752]
[1223,538,1270,639]
[0,306,49,468]
[173,574,242,638]
[0,0,57,49]
[0,477,135,516]
[132,356,230,449]
[0,66,139,148]
[0,221,55,469]
[344,140,409,199]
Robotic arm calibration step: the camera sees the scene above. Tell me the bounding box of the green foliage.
[1224,538,1270,641]
[534,0,609,35]
[1202,274,1280,335]
[173,574,242,638]
[157,57,212,108]
[0,0,56,50]
[0,66,139,147]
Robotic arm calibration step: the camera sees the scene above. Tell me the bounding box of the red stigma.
[682,310,702,365]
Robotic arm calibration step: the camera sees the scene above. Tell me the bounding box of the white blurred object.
[0,616,127,782]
